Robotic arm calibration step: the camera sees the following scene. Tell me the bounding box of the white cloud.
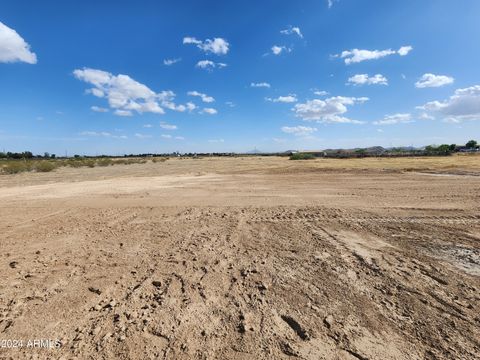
[161,134,172,139]
[135,133,152,139]
[293,96,368,123]
[373,113,413,125]
[73,68,189,116]
[271,45,290,55]
[187,90,214,103]
[0,21,37,64]
[313,90,329,96]
[415,73,454,88]
[337,45,412,65]
[208,139,224,143]
[281,126,317,136]
[80,131,127,139]
[195,60,226,70]
[398,46,413,56]
[143,124,153,128]
[417,85,480,122]
[266,94,298,103]
[347,74,388,86]
[280,26,303,39]
[418,112,435,120]
[186,102,197,112]
[160,122,177,130]
[115,110,133,117]
[225,101,235,107]
[163,58,181,66]
[91,106,109,112]
[175,136,185,140]
[251,82,271,88]
[183,36,229,55]
[202,108,218,115]
[327,0,338,8]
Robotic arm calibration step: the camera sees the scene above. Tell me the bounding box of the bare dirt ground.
[0,155,479,359]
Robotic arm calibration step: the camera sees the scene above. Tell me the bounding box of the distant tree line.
[0,151,56,159]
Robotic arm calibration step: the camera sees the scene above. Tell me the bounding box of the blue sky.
[1,0,480,155]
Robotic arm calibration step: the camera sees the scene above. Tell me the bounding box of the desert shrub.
[84,159,96,168]
[34,161,57,172]
[96,158,113,167]
[289,153,316,160]
[67,159,85,168]
[2,161,32,174]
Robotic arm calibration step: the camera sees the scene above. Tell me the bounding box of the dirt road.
[0,156,479,359]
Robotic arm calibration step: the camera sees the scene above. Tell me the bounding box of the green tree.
[466,140,477,149]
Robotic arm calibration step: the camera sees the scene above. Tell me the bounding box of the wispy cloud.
[91,105,109,112]
[281,126,317,136]
[160,122,177,130]
[373,113,413,125]
[280,26,303,39]
[163,58,181,66]
[202,108,218,115]
[80,131,128,139]
[251,82,271,88]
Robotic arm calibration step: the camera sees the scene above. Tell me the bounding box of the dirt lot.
[0,155,479,359]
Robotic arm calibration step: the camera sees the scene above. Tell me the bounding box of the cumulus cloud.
[91,106,109,112]
[373,113,413,125]
[80,131,127,139]
[337,46,412,65]
[202,108,218,115]
[313,90,329,96]
[347,74,388,86]
[280,26,303,38]
[266,94,298,103]
[293,96,368,123]
[187,91,214,103]
[161,134,172,139]
[271,45,290,55]
[160,122,177,130]
[415,73,454,88]
[281,126,317,136]
[73,68,189,116]
[251,82,271,88]
[417,85,480,122]
[163,58,181,66]
[195,60,227,70]
[0,21,37,64]
[183,36,229,55]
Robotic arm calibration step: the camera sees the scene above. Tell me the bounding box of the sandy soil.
[0,156,479,359]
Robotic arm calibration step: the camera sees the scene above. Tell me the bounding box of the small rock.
[9,261,18,269]
[324,315,334,329]
[152,280,162,288]
[88,287,102,295]
[119,335,126,341]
